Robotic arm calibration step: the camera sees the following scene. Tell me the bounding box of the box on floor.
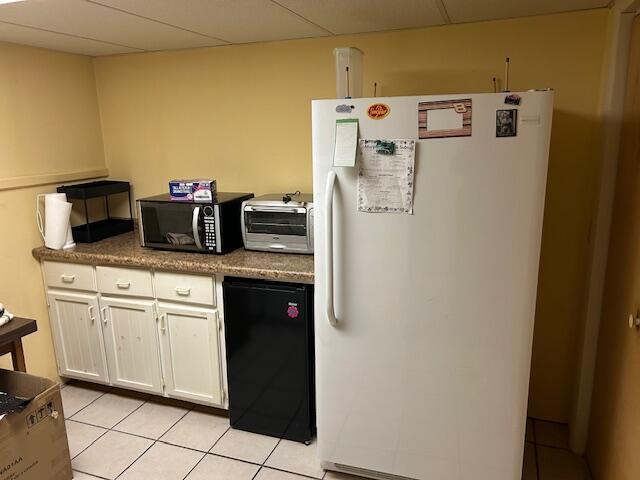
[0,369,71,480]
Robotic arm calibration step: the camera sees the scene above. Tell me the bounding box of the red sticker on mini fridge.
[287,305,299,318]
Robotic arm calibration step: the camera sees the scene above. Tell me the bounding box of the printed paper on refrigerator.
[333,118,359,167]
[357,139,415,214]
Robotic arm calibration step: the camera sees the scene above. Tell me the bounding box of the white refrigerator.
[312,91,553,480]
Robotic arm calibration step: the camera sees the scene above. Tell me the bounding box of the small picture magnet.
[496,109,517,137]
[505,94,521,105]
[336,104,354,113]
[374,140,395,155]
[418,98,472,139]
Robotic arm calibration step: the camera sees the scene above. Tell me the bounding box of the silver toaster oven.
[241,193,313,254]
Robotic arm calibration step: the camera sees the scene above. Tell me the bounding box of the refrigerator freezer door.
[313,92,553,480]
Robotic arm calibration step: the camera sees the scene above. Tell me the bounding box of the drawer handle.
[88,305,95,323]
[60,274,76,283]
[101,307,107,325]
[116,280,131,289]
[175,287,191,296]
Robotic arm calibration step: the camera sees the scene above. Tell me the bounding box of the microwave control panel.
[203,205,216,250]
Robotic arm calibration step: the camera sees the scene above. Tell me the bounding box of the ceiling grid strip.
[0,18,142,51]
[85,0,231,44]
[435,0,452,24]
[269,0,335,35]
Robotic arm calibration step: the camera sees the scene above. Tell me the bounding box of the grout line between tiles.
[584,455,595,480]
[528,417,536,444]
[154,403,195,440]
[528,418,540,480]
[535,442,572,451]
[534,442,540,480]
[205,451,264,467]
[251,465,264,480]
[72,467,111,480]
[262,438,281,466]
[110,396,151,428]
[207,425,232,453]
[72,395,147,430]
[68,421,110,461]
[65,385,111,420]
[114,440,157,480]
[262,465,325,480]
[528,417,570,427]
[156,438,229,457]
[180,451,207,480]
[530,417,571,452]
[66,417,110,431]
[113,399,195,441]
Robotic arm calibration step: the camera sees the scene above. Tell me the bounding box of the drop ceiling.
[0,0,611,56]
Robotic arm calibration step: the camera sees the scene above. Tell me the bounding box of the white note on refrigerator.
[357,139,416,214]
[333,119,359,167]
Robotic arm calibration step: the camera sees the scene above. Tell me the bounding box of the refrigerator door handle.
[325,170,338,326]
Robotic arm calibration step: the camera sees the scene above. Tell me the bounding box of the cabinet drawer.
[155,272,216,306]
[43,261,96,291]
[97,266,153,298]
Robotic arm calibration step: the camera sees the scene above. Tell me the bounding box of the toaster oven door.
[139,201,206,252]
[243,207,307,236]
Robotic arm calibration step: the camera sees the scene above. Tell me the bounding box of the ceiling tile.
[0,0,226,51]
[442,0,610,23]
[275,0,446,34]
[0,21,139,55]
[90,0,331,43]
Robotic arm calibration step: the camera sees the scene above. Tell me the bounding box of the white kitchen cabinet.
[47,291,109,384]
[42,261,228,407]
[157,303,223,406]
[100,296,163,394]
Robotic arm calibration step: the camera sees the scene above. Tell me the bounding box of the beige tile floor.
[61,382,590,480]
[524,418,592,480]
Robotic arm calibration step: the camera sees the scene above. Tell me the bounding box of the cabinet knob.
[629,314,640,329]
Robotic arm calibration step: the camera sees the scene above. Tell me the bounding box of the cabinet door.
[157,303,223,406]
[100,296,163,394]
[47,291,108,383]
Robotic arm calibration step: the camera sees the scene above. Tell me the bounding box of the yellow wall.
[587,15,640,480]
[0,42,105,379]
[94,9,609,422]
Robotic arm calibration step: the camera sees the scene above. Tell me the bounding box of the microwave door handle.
[325,171,338,326]
[245,207,305,214]
[192,206,203,250]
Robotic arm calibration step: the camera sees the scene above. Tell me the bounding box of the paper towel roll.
[43,196,73,250]
[37,193,75,249]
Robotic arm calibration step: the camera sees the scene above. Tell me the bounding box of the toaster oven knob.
[203,206,214,216]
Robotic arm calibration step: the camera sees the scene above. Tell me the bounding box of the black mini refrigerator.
[223,277,315,443]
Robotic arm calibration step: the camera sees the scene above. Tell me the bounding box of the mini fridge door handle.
[325,171,338,326]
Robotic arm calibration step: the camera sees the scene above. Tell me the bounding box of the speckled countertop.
[32,230,314,283]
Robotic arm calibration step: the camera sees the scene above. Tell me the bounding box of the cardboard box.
[0,369,71,480]
[169,179,216,202]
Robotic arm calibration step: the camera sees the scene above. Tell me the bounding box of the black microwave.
[137,193,254,254]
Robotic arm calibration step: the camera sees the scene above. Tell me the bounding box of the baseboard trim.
[0,168,109,191]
